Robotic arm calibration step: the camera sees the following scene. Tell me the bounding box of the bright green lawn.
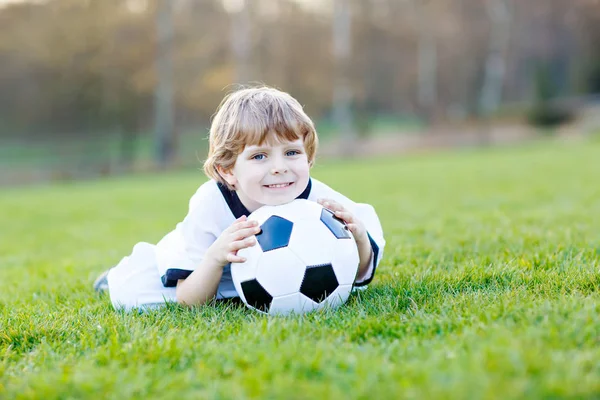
[1,139,600,399]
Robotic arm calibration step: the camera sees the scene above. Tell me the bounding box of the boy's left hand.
[317,198,368,245]
[318,198,374,281]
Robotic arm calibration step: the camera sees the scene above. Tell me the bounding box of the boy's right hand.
[205,216,260,267]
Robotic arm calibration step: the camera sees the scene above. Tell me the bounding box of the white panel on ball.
[244,205,278,226]
[230,243,264,302]
[269,292,316,315]
[255,247,306,297]
[283,199,324,222]
[330,238,360,285]
[250,199,322,225]
[320,284,353,310]
[287,219,335,267]
[297,293,320,314]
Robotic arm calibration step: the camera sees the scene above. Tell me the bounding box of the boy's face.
[220,138,310,212]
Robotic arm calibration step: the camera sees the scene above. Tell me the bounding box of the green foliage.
[527,106,573,130]
[527,63,574,129]
[2,141,600,398]
[316,115,422,140]
[584,57,600,94]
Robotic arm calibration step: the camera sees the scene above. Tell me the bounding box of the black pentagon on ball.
[320,209,352,239]
[299,263,339,303]
[241,279,273,313]
[256,215,294,252]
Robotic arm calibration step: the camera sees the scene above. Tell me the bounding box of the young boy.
[95,86,385,311]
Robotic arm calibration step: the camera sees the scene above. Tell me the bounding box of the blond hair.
[204,86,318,188]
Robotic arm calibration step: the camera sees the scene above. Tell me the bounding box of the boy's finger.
[232,219,256,231]
[334,210,353,222]
[229,237,256,251]
[232,226,261,240]
[227,217,245,232]
[327,201,344,212]
[347,223,361,233]
[227,253,247,263]
[318,198,334,207]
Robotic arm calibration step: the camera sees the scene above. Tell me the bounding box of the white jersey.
[107,178,385,311]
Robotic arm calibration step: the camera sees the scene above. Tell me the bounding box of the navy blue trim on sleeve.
[162,268,193,287]
[353,231,379,287]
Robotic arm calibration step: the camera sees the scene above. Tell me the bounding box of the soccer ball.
[231,199,360,315]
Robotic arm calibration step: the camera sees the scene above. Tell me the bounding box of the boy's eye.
[286,150,300,156]
[251,154,265,160]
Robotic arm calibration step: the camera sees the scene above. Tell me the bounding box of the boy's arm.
[355,233,374,281]
[156,181,222,288]
[175,215,259,307]
[175,257,224,306]
[351,204,384,286]
[316,195,385,287]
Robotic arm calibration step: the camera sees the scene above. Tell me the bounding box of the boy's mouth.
[263,182,294,189]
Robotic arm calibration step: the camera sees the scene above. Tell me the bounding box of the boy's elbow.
[175,279,192,307]
[175,279,216,307]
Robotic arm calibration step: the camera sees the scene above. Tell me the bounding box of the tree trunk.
[479,0,512,116]
[154,0,175,167]
[414,0,438,124]
[232,0,251,84]
[333,0,356,155]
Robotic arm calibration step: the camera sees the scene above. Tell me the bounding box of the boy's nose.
[271,165,288,174]
[271,158,288,174]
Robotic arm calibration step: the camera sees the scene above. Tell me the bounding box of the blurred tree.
[1,0,599,179]
[154,0,175,167]
[478,0,512,116]
[231,0,252,84]
[333,0,356,152]
[413,0,438,123]
[527,61,574,128]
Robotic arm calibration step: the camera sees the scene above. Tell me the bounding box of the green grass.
[1,139,600,399]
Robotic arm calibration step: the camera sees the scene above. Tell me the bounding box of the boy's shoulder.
[309,178,348,200]
[187,179,225,213]
[307,177,331,194]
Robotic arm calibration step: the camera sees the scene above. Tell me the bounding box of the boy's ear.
[216,166,237,188]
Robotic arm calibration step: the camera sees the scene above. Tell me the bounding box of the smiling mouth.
[264,182,294,189]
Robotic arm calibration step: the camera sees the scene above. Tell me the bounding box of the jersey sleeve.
[351,203,385,286]
[310,179,386,287]
[155,181,222,287]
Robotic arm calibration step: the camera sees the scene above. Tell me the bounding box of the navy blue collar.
[217,178,312,219]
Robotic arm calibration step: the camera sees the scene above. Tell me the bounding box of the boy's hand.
[318,198,373,281]
[206,216,261,266]
[317,199,368,245]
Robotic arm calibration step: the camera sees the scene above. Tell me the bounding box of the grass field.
[1,139,600,399]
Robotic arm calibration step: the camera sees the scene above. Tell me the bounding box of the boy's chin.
[253,181,308,207]
[259,197,297,207]
[257,191,301,207]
